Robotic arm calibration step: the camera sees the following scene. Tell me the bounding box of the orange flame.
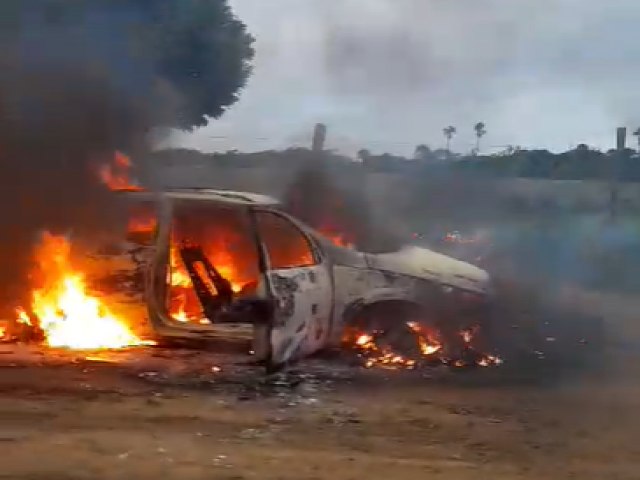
[407,321,443,356]
[325,232,355,249]
[99,151,144,192]
[172,306,190,323]
[167,236,247,324]
[126,202,158,244]
[16,307,32,326]
[22,232,150,350]
[315,219,356,249]
[351,326,434,369]
[128,216,156,235]
[348,321,501,369]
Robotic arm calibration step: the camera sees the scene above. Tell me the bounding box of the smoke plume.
[283,157,402,253]
[0,1,254,309]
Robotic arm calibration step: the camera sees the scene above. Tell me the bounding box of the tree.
[575,143,590,153]
[497,145,521,156]
[474,122,487,154]
[633,128,640,152]
[413,144,431,161]
[130,0,255,129]
[357,149,371,163]
[0,1,255,133]
[443,126,457,152]
[0,0,255,300]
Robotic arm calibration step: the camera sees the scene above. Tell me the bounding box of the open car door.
[137,192,333,370]
[253,210,334,369]
[146,197,274,344]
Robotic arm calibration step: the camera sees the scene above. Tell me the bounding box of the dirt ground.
[0,291,638,480]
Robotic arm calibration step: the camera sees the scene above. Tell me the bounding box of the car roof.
[116,188,281,207]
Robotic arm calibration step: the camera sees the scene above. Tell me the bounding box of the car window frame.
[252,208,322,270]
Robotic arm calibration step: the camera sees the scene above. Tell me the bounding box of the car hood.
[366,246,491,295]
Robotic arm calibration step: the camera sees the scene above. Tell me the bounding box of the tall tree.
[413,144,431,161]
[474,122,487,154]
[0,0,255,134]
[443,126,457,152]
[357,148,371,163]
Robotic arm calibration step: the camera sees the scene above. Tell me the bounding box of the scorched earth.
[0,287,637,480]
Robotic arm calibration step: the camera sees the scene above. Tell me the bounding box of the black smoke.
[0,1,254,309]
[282,157,402,254]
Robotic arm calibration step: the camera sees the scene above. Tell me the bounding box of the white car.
[116,189,493,370]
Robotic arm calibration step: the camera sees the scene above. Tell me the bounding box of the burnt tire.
[349,301,435,358]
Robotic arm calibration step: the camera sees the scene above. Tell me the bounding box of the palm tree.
[443,126,456,152]
[474,122,487,154]
[633,128,640,152]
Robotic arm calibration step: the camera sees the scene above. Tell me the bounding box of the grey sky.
[165,0,640,156]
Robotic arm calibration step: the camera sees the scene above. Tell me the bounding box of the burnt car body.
[117,189,492,369]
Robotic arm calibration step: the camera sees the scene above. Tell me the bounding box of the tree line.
[150,123,640,183]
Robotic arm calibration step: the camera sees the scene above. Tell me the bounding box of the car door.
[254,210,334,368]
[146,198,273,341]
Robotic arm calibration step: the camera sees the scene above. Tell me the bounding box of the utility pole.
[610,127,626,220]
[312,123,327,152]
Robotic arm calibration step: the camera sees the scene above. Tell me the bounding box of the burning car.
[107,188,495,371]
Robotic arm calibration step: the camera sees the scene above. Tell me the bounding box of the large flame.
[23,232,149,349]
[168,244,198,323]
[99,151,144,192]
[167,244,246,323]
